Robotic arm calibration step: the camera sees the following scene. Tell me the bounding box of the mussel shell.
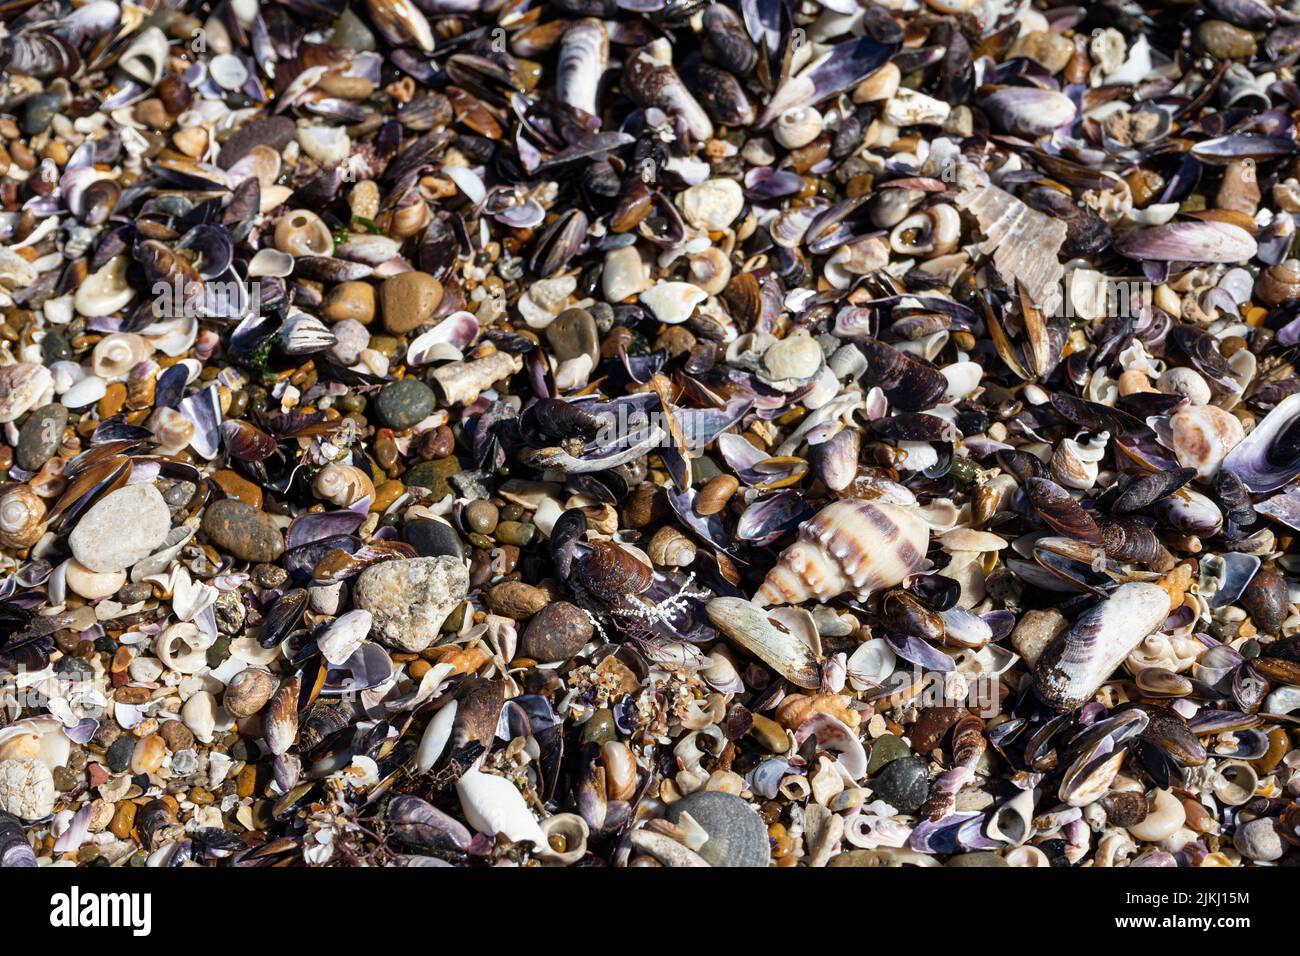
[258,588,308,648]
[1026,477,1103,545]
[576,542,653,603]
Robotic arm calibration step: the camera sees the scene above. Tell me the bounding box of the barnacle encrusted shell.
[753,499,930,606]
[1033,583,1173,711]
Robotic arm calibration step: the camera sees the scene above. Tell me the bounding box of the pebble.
[762,331,823,382]
[380,272,443,334]
[322,281,376,325]
[1233,817,1284,862]
[106,735,134,773]
[201,499,285,563]
[20,92,62,135]
[109,801,137,839]
[68,483,171,573]
[464,499,499,534]
[871,755,930,812]
[216,115,297,168]
[946,852,1009,867]
[402,457,460,498]
[546,308,600,365]
[866,734,910,774]
[375,378,435,429]
[16,403,67,471]
[404,517,465,559]
[1197,20,1257,59]
[485,580,549,619]
[677,178,744,232]
[664,791,771,867]
[495,520,536,546]
[520,601,593,662]
[0,757,56,819]
[748,714,788,753]
[353,556,470,652]
[211,469,263,508]
[328,319,370,366]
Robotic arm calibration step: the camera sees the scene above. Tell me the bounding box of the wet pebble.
[201,499,285,563]
[404,517,465,559]
[375,379,435,429]
[16,404,67,472]
[520,601,593,662]
[872,756,930,813]
[69,483,171,574]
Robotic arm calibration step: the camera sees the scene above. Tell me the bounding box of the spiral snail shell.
[147,406,196,456]
[773,107,824,150]
[313,463,376,507]
[91,332,153,382]
[754,499,931,606]
[0,486,46,550]
[1254,258,1300,307]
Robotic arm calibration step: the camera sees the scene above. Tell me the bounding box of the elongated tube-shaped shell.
[754,499,930,606]
[1033,583,1172,712]
[557,19,607,116]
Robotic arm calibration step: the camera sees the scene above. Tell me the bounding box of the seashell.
[0,486,46,550]
[154,622,211,675]
[416,700,458,773]
[181,691,218,744]
[853,61,901,103]
[279,313,336,356]
[1127,789,1185,843]
[313,463,375,508]
[1169,405,1243,479]
[91,333,152,382]
[986,788,1035,845]
[882,88,951,127]
[274,210,334,257]
[754,499,930,606]
[648,526,696,567]
[556,19,607,116]
[430,351,524,407]
[1255,259,1300,306]
[760,330,824,387]
[575,542,653,604]
[259,588,308,649]
[1033,583,1173,711]
[1049,431,1108,490]
[536,813,589,865]
[688,248,732,296]
[364,0,435,52]
[1114,220,1258,264]
[623,39,713,143]
[75,254,136,318]
[706,597,821,689]
[1059,737,1125,807]
[1221,392,1300,492]
[263,674,301,756]
[773,107,824,150]
[317,609,373,666]
[119,27,169,86]
[147,407,196,456]
[224,668,277,718]
[1157,366,1211,405]
[0,364,54,423]
[455,766,547,847]
[640,282,707,325]
[388,794,471,854]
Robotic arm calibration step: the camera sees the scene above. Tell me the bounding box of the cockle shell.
[1033,583,1173,711]
[753,499,930,606]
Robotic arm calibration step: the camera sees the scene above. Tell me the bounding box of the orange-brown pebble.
[212,469,263,508]
[372,479,406,512]
[97,383,127,419]
[109,801,137,839]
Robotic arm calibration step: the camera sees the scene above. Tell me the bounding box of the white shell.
[415,700,458,772]
[639,282,707,325]
[455,766,548,847]
[317,609,372,665]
